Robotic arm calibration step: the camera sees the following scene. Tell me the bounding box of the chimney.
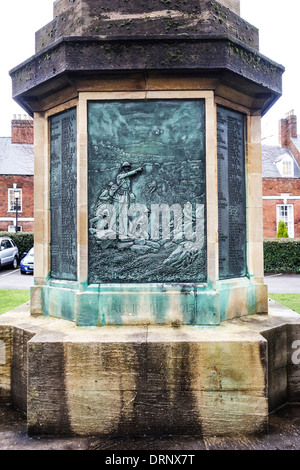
[11,115,34,144]
[279,110,297,147]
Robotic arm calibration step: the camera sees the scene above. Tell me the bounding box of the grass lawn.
[268,293,300,314]
[0,290,30,315]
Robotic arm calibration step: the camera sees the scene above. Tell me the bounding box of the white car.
[0,237,19,269]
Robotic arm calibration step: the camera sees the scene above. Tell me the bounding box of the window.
[8,225,22,233]
[282,160,293,177]
[276,154,294,177]
[1,239,13,249]
[277,204,294,238]
[8,188,22,212]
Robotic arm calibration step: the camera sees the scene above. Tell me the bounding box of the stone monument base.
[0,303,299,437]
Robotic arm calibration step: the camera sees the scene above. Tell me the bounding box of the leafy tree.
[276,220,289,238]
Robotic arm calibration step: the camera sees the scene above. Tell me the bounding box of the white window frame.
[276,154,294,177]
[282,160,293,177]
[276,204,294,238]
[7,225,22,233]
[7,188,22,212]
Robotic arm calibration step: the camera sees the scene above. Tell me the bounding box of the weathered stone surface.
[0,303,292,437]
[53,0,241,20]
[27,341,72,435]
[37,0,250,53]
[0,303,299,437]
[2,403,300,450]
[26,325,268,436]
[145,334,266,392]
[10,0,283,117]
[218,0,240,14]
[0,326,12,402]
[260,323,289,411]
[232,301,300,413]
[287,323,300,403]
[10,39,283,117]
[11,327,36,413]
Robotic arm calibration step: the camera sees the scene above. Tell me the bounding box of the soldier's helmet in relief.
[121,161,131,170]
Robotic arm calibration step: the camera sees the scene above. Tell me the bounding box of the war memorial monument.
[0,0,299,436]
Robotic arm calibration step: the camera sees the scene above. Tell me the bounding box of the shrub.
[0,232,34,259]
[276,220,289,238]
[264,238,300,273]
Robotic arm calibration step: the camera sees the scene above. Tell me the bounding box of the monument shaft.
[3,0,296,439]
[8,0,284,326]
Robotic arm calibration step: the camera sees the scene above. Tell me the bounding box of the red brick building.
[262,111,300,238]
[0,116,34,232]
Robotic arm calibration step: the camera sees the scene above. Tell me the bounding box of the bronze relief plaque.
[88,100,206,284]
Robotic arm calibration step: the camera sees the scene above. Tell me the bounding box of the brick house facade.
[262,111,300,238]
[0,117,34,232]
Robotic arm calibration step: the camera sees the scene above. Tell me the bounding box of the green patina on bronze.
[217,106,246,280]
[42,102,255,327]
[50,108,77,281]
[21,0,278,327]
[88,99,207,284]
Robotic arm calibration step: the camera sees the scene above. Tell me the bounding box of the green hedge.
[264,238,300,273]
[2,232,298,273]
[0,232,34,259]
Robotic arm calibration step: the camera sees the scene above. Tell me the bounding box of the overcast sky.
[0,0,299,145]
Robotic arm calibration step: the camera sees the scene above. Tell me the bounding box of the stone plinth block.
[26,324,269,436]
[1,303,299,437]
[0,326,12,402]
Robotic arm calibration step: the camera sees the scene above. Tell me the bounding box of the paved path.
[0,404,299,450]
[265,274,300,294]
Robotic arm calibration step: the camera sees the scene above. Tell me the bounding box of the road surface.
[0,267,34,290]
[0,266,299,294]
[265,274,300,294]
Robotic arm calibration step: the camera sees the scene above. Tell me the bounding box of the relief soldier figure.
[115,162,143,202]
[90,162,144,239]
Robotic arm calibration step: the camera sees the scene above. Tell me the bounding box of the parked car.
[0,237,19,269]
[20,247,34,275]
